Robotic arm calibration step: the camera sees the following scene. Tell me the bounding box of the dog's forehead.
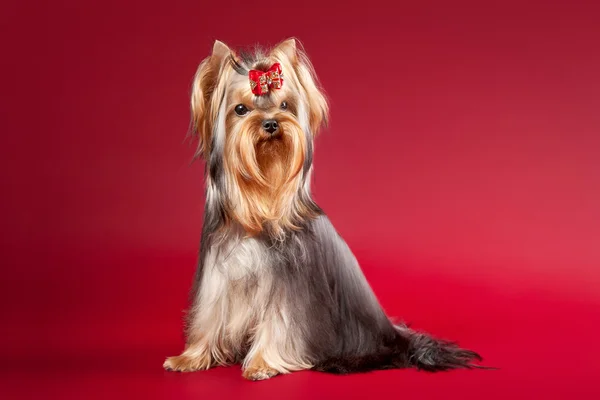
[253,95,275,109]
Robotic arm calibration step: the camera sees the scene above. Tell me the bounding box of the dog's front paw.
[242,355,280,381]
[163,354,211,372]
[242,365,280,381]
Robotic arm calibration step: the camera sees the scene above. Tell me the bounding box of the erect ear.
[271,38,329,136]
[190,40,233,158]
[271,38,299,64]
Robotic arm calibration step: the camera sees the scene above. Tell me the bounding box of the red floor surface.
[1,246,599,399]
[3,0,600,398]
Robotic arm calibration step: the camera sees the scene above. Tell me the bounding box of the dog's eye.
[280,101,288,110]
[234,104,249,116]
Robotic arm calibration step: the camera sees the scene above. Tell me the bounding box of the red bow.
[249,63,284,96]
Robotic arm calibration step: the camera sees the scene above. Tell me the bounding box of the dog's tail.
[396,324,485,372]
[313,323,486,374]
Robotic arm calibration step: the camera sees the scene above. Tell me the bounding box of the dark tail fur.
[398,324,484,372]
[313,324,485,374]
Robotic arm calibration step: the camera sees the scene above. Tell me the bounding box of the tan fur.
[163,341,215,372]
[190,41,234,159]
[223,112,310,238]
[242,352,280,381]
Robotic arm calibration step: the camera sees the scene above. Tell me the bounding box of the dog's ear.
[271,38,299,64]
[190,40,233,158]
[271,38,329,136]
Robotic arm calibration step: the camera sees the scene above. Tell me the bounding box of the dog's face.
[190,38,328,237]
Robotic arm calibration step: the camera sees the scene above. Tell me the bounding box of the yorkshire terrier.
[163,38,483,380]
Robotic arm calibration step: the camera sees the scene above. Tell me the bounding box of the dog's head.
[190,38,328,237]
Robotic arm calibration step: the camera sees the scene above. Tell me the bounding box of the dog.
[163,38,483,381]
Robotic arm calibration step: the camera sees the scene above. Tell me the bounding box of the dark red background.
[2,0,599,398]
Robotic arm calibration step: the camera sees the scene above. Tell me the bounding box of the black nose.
[262,119,279,135]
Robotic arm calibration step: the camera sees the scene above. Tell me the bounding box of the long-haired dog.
[164,38,484,380]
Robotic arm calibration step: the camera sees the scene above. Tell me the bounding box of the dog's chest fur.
[196,236,276,355]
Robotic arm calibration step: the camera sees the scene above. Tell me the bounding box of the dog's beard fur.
[224,112,312,238]
[164,38,484,381]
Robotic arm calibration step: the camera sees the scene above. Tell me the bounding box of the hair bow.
[249,63,284,96]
